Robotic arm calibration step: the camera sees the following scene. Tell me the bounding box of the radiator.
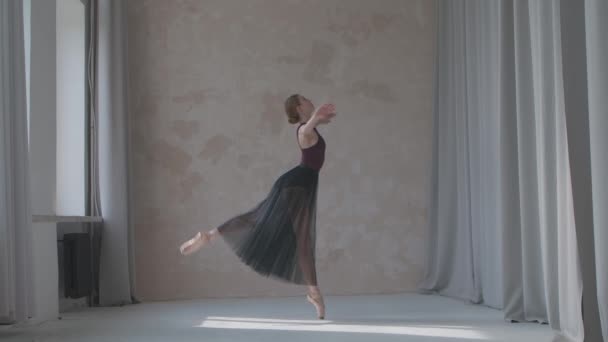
[62,233,91,299]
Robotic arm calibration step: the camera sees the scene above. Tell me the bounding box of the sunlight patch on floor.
[196,316,491,339]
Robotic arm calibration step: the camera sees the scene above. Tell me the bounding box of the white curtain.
[0,0,35,324]
[421,0,589,340]
[503,1,583,335]
[419,0,504,308]
[585,0,608,339]
[90,0,133,306]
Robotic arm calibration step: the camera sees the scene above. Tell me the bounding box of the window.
[56,0,86,216]
[25,0,87,216]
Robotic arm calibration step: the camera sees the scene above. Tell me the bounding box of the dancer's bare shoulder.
[297,125,319,149]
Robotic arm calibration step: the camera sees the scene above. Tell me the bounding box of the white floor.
[1,293,556,342]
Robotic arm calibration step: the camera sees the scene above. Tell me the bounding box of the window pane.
[56,0,86,215]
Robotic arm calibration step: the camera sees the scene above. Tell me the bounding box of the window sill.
[32,215,103,223]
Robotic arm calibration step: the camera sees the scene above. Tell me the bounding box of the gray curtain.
[0,0,35,324]
[89,0,134,306]
[419,0,608,340]
[584,0,608,339]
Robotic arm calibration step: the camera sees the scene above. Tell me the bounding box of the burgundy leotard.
[298,124,325,171]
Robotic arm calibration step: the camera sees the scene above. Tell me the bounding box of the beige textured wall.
[127,0,435,301]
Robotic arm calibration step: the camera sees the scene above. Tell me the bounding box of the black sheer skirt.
[217,165,319,286]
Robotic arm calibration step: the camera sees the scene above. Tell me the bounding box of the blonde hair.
[284,94,301,124]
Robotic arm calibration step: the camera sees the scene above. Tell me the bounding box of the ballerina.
[180,94,336,319]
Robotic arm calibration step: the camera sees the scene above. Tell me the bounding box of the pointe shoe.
[306,292,325,319]
[179,232,210,255]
